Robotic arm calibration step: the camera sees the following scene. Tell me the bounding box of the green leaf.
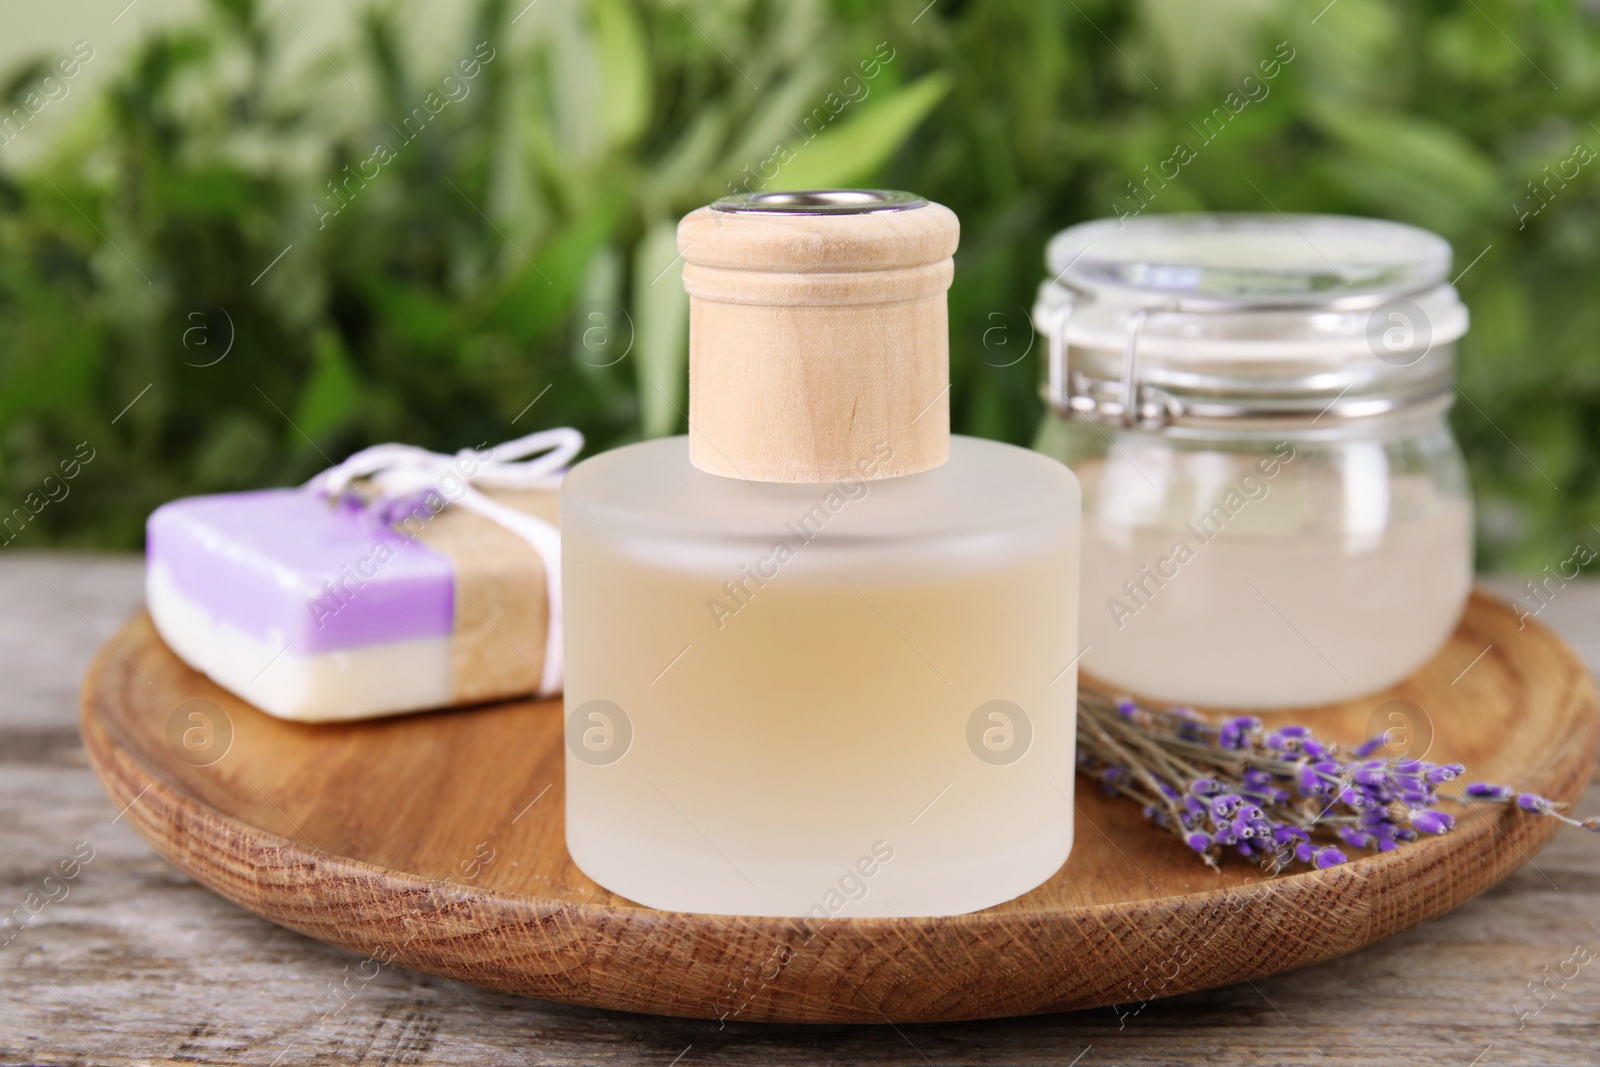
[1136,0,1279,98]
[773,72,952,190]
[485,188,626,343]
[360,276,461,351]
[644,101,730,207]
[591,0,651,150]
[191,414,273,490]
[1309,104,1500,227]
[631,217,687,438]
[717,61,834,184]
[157,166,254,219]
[293,330,363,443]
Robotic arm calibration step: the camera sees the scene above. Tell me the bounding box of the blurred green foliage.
[1,0,1597,570]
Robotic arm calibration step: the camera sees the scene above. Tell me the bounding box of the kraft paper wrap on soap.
[410,488,558,704]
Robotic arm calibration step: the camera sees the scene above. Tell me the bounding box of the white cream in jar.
[1034,214,1474,709]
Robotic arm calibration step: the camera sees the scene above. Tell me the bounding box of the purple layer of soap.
[147,489,455,654]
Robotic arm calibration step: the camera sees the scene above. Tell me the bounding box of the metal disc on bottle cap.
[711,189,928,215]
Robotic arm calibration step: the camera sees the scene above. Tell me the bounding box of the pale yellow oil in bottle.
[562,437,1081,917]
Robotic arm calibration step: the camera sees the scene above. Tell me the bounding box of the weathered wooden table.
[4,554,1598,1066]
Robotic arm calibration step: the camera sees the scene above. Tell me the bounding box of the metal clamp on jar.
[1033,213,1473,709]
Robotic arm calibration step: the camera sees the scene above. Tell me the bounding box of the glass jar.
[1032,214,1473,709]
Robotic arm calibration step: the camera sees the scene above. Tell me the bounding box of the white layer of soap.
[147,562,454,722]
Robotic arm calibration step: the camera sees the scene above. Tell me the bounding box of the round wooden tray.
[81,590,1598,1024]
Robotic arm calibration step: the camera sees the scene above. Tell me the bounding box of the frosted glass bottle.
[561,191,1081,917]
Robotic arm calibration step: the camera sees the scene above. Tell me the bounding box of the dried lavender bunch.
[1076,688,1598,874]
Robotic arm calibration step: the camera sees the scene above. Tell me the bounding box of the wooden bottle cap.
[678,190,959,482]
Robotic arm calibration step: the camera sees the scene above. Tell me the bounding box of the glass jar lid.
[1045,213,1457,309]
[1033,213,1469,432]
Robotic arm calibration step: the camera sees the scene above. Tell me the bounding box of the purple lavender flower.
[1337,826,1376,850]
[1218,716,1261,750]
[1210,794,1243,819]
[1426,763,1466,784]
[1313,847,1347,869]
[1412,810,1455,834]
[1355,736,1387,758]
[1517,793,1555,815]
[1354,761,1388,787]
[1075,689,1594,874]
[1264,726,1313,754]
[375,489,442,529]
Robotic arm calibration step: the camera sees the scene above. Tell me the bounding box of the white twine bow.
[304,427,583,697]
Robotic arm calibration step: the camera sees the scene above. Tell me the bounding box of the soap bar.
[146,486,558,721]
